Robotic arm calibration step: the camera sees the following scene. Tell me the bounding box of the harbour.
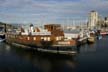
[0,0,108,72]
[0,36,108,72]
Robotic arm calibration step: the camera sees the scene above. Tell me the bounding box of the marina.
[0,0,108,71]
[0,23,106,55]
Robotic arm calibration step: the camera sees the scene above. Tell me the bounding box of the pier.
[0,22,14,39]
[0,23,14,31]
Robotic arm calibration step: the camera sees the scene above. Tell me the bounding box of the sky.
[0,0,108,25]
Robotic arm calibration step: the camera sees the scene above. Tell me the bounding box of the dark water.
[0,36,108,72]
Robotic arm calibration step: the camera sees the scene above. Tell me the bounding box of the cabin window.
[41,37,44,40]
[56,37,59,41]
[67,37,71,40]
[44,37,47,41]
[47,37,50,41]
[27,37,30,40]
[33,37,36,40]
[56,36,62,41]
[59,36,61,40]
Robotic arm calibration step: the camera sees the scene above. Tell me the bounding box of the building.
[88,10,99,29]
[104,17,108,26]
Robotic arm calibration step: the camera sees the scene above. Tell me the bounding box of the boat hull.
[87,37,95,43]
[7,42,78,55]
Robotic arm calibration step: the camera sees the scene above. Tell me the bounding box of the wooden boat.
[6,24,77,55]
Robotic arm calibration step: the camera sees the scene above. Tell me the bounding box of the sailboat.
[0,32,5,42]
[0,38,5,42]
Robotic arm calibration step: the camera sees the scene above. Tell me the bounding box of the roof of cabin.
[44,24,61,26]
[64,29,80,34]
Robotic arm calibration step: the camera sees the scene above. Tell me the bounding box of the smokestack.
[30,24,34,33]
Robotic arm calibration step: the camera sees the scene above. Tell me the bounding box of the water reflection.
[0,41,97,72]
[79,43,97,53]
[5,44,11,51]
[0,43,11,55]
[14,47,79,72]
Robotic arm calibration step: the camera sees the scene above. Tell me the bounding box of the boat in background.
[100,31,108,36]
[0,38,5,42]
[87,31,95,43]
[87,37,95,43]
[0,32,5,42]
[97,35,102,40]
